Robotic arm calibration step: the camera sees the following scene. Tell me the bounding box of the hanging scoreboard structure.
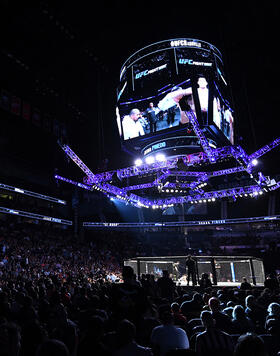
[116,38,234,158]
[55,38,280,212]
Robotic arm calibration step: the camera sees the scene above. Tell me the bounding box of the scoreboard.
[116,38,234,157]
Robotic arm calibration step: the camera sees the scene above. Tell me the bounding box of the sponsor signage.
[178,58,212,67]
[135,64,167,79]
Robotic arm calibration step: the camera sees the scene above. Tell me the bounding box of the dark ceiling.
[0,1,279,173]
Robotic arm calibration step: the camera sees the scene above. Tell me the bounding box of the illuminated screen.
[212,82,234,144]
[116,39,234,144]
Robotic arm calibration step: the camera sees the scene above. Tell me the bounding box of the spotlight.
[134,158,143,166]
[145,156,155,164]
[251,159,258,166]
[155,153,166,162]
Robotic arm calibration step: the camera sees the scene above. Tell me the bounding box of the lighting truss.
[56,119,280,209]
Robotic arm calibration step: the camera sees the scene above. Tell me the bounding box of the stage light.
[155,153,166,162]
[211,198,216,201]
[145,156,155,164]
[251,159,258,166]
[134,158,143,166]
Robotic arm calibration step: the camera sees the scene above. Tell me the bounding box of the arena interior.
[0,3,279,356]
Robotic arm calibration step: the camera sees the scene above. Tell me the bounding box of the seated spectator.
[180,293,203,318]
[265,302,280,333]
[223,306,234,318]
[77,315,110,356]
[198,273,212,290]
[171,302,187,328]
[240,277,252,290]
[234,333,266,356]
[113,319,153,355]
[208,297,233,334]
[0,322,21,356]
[48,303,78,356]
[36,339,70,356]
[231,305,255,334]
[195,310,234,356]
[151,311,189,356]
[244,295,265,332]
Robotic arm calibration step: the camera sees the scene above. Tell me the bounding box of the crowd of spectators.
[0,218,280,355]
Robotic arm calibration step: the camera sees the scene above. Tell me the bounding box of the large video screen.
[116,39,234,145]
[212,81,234,144]
[117,78,197,140]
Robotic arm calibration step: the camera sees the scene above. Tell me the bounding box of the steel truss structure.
[56,113,280,209]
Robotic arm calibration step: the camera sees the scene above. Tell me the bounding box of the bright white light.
[251,159,258,166]
[211,198,216,201]
[155,153,166,162]
[134,158,143,166]
[145,156,155,164]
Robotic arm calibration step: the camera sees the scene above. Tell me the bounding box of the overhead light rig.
[55,112,280,210]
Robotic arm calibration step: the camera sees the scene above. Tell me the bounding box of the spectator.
[77,315,110,356]
[240,277,252,291]
[113,319,153,355]
[171,302,187,328]
[264,274,279,292]
[265,302,280,333]
[208,297,233,334]
[195,311,234,356]
[234,333,266,356]
[111,265,148,324]
[36,339,70,356]
[151,311,189,356]
[0,322,21,356]
[244,295,265,331]
[231,305,255,334]
[198,273,212,290]
[180,293,203,318]
[157,270,176,302]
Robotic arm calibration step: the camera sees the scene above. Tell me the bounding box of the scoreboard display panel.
[116,39,234,150]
